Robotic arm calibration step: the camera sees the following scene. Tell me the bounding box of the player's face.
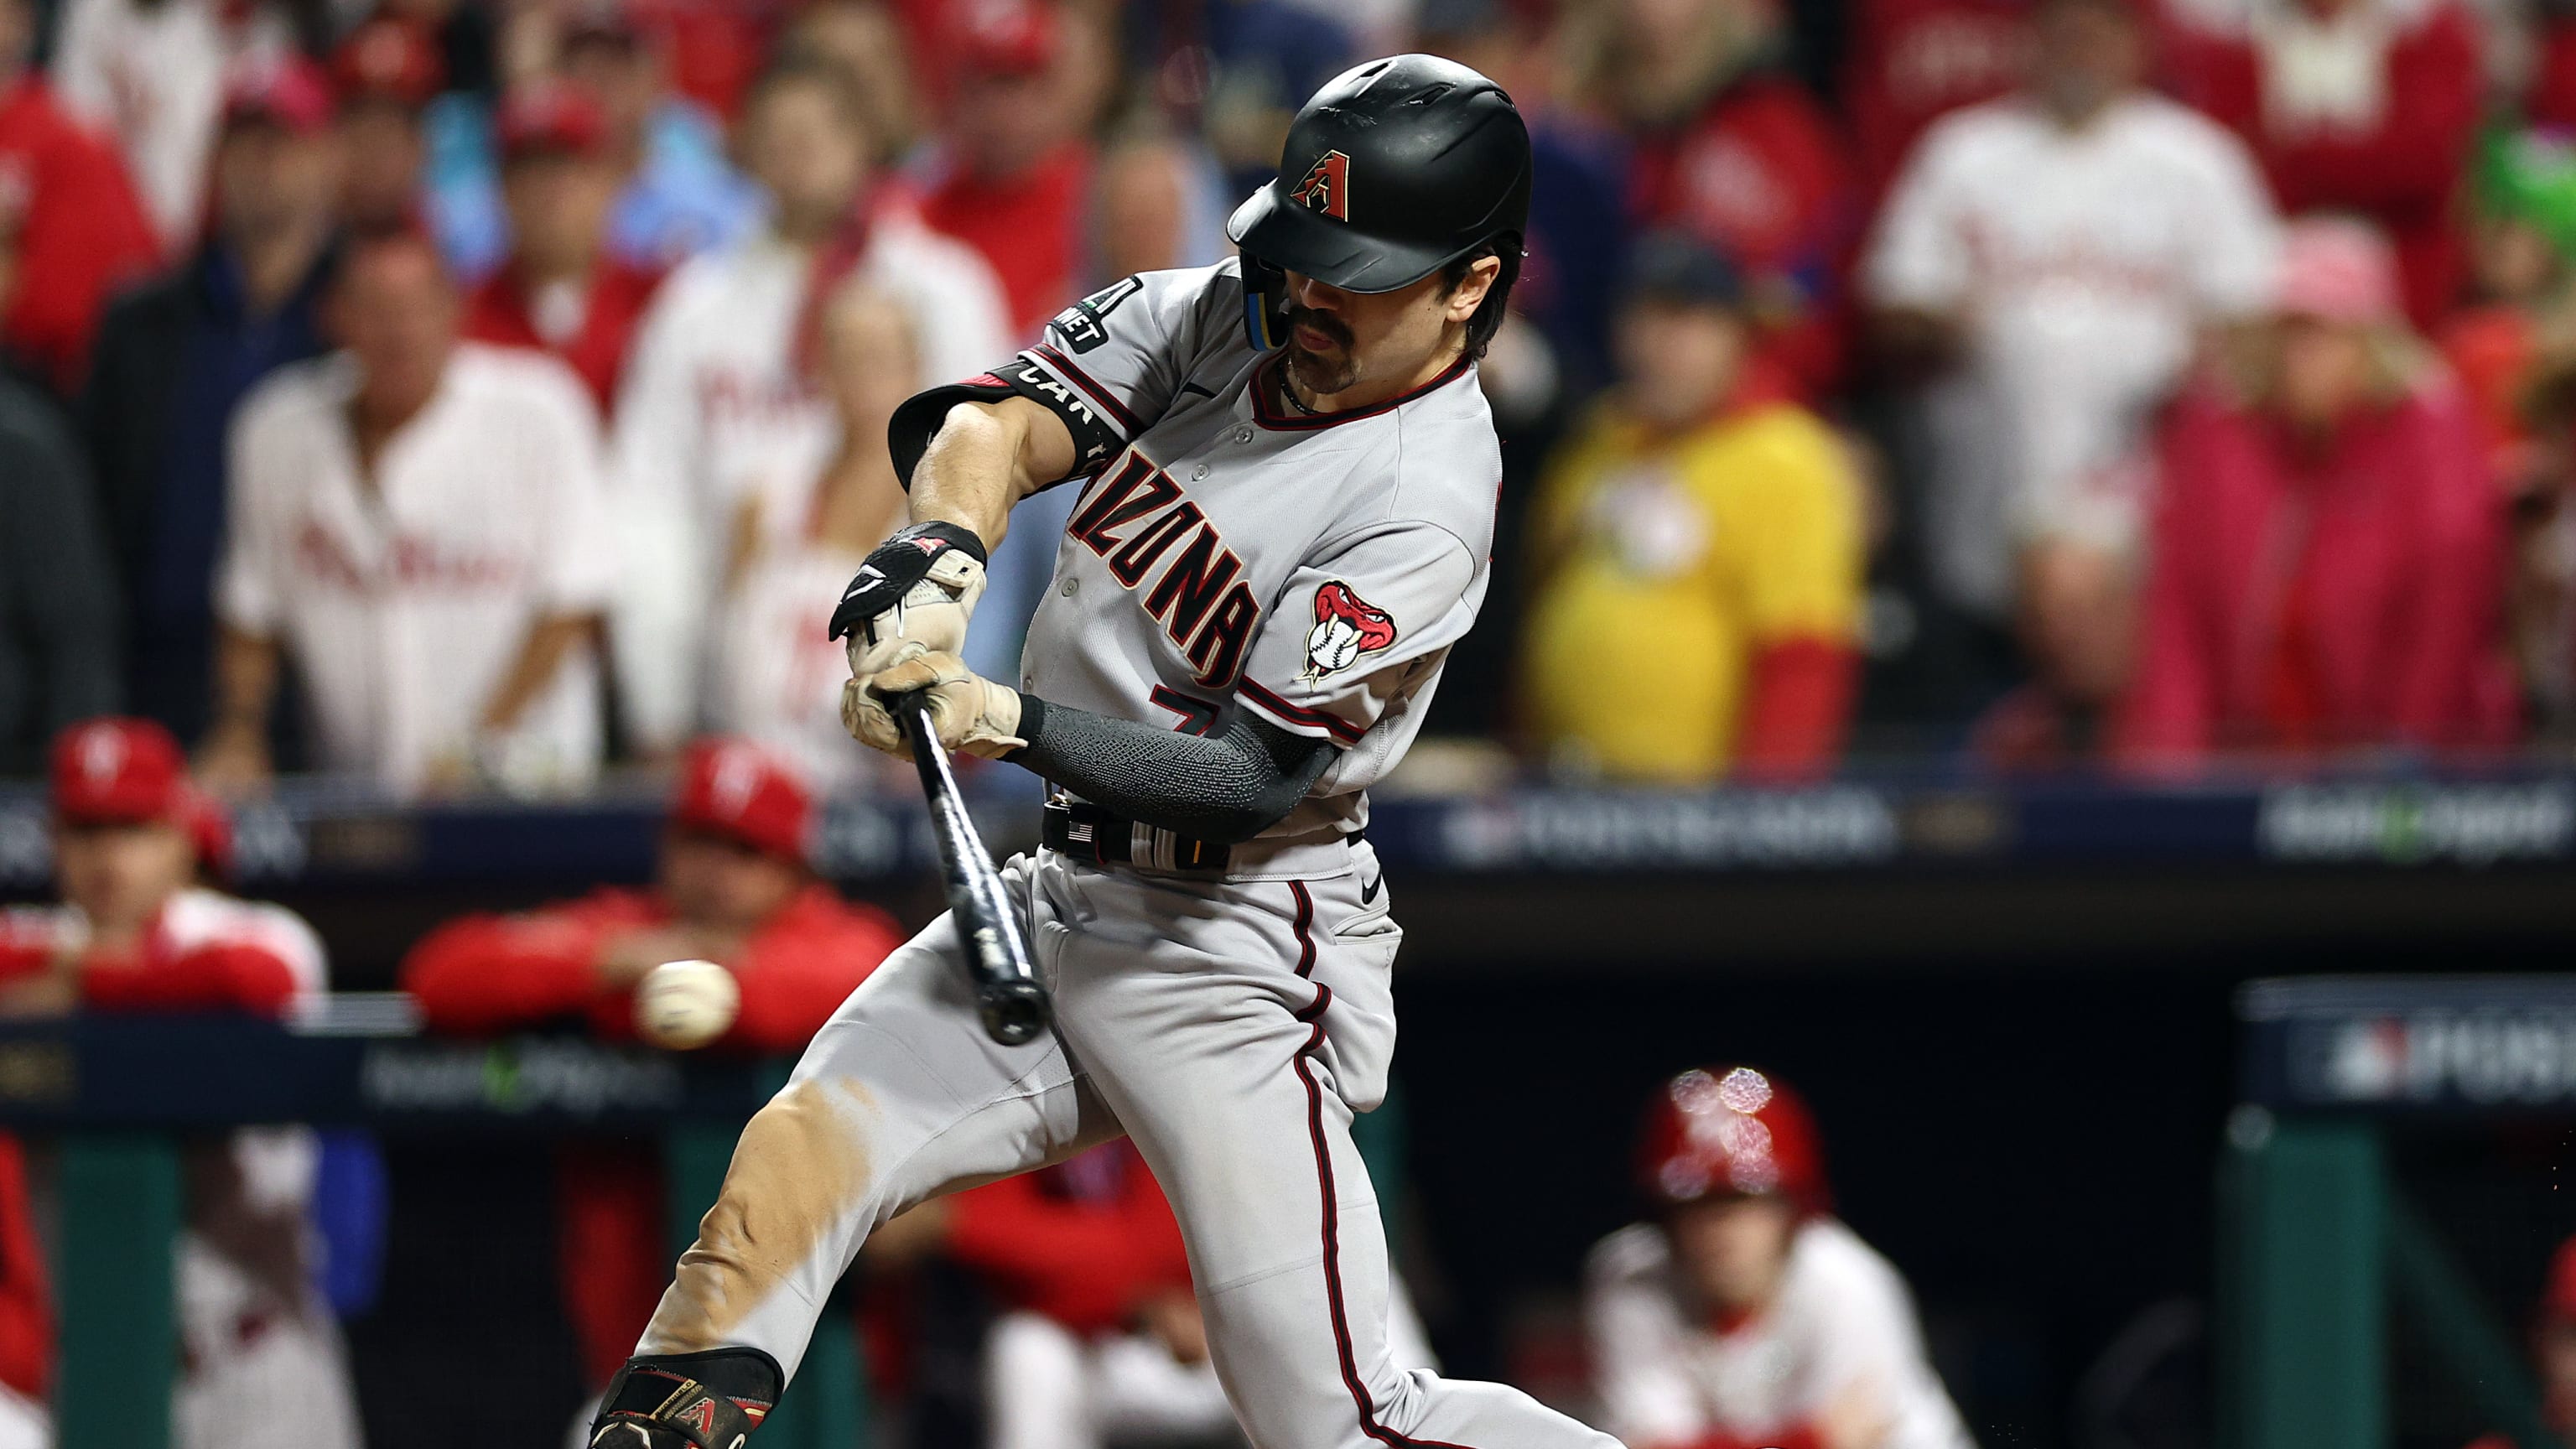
[330,240,459,420]
[1616,298,1748,430]
[1667,1194,1800,1312]
[2274,315,2374,431]
[1280,260,1498,407]
[53,822,194,938]
[503,151,619,278]
[744,81,870,239]
[659,830,805,935]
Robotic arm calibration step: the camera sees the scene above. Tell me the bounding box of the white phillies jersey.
[1863,94,2280,614]
[1585,1219,1974,1449]
[610,209,1013,750]
[217,344,617,797]
[966,259,1499,844]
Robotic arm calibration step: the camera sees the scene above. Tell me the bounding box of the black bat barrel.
[894,691,1053,1046]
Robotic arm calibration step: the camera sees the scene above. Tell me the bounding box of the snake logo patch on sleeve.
[1301,580,1399,681]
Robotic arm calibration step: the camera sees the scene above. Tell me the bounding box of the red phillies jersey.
[0,78,159,392]
[461,259,669,419]
[2163,0,2482,327]
[0,889,319,1017]
[402,884,901,1051]
[943,1140,1191,1336]
[917,143,1093,339]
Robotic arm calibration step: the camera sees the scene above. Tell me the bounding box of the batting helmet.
[1226,54,1532,300]
[1636,1066,1831,1215]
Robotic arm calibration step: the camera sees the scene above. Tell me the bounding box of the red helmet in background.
[1636,1065,1831,1216]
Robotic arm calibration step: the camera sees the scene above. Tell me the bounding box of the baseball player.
[589,55,1622,1449]
[1586,1067,1971,1449]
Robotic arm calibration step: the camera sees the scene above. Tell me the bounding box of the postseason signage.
[2241,977,2576,1114]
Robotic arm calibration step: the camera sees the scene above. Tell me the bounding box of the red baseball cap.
[49,718,190,828]
[222,55,337,135]
[958,0,1060,76]
[669,738,814,865]
[331,15,445,110]
[496,81,610,161]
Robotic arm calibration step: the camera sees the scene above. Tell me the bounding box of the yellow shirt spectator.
[1520,399,1864,782]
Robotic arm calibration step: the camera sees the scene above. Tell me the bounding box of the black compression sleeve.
[1010,694,1338,844]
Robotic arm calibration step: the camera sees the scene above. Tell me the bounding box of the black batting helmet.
[1226,54,1532,297]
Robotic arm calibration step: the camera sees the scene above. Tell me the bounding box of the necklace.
[1280,365,1321,417]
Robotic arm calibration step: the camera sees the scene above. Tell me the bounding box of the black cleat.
[588,1348,782,1448]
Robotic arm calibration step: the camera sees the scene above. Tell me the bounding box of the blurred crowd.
[0,0,2572,794]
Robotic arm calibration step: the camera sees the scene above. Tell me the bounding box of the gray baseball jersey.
[956,258,1499,842]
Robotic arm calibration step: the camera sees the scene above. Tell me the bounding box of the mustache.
[1283,306,1352,350]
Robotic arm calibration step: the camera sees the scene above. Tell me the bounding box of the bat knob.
[979,980,1053,1046]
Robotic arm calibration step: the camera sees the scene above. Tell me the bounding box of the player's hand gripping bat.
[891,689,1052,1046]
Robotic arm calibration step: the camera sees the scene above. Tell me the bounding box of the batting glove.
[828,522,989,678]
[844,652,1026,759]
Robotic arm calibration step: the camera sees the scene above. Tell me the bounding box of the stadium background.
[1,0,2574,1445]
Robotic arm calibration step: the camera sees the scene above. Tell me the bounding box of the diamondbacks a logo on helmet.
[1289,151,1352,221]
[1301,581,1397,681]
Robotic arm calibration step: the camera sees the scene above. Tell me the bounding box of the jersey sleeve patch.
[1297,581,1400,683]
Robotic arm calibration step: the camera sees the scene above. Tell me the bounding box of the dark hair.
[1440,237,1521,359]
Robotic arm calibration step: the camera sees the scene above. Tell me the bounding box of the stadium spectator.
[919,0,1100,336]
[1089,131,1224,286]
[1841,0,2028,198]
[705,279,917,789]
[1863,0,2280,708]
[2501,346,2576,740]
[608,53,1008,756]
[2438,129,2576,489]
[402,735,903,1389]
[0,367,117,777]
[47,0,297,252]
[202,231,615,797]
[1579,0,1855,398]
[82,57,340,750]
[780,0,924,165]
[0,0,158,394]
[1519,233,1864,782]
[1120,0,1361,199]
[0,718,362,1449]
[460,80,665,418]
[2116,217,2521,763]
[2163,0,2483,329]
[1585,1065,1971,1449]
[562,0,763,272]
[331,13,445,238]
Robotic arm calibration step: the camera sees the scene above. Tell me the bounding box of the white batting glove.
[843,652,1026,759]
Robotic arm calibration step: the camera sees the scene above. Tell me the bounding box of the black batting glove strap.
[825,522,990,644]
[589,1349,782,1448]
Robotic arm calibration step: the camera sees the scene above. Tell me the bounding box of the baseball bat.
[893,690,1053,1046]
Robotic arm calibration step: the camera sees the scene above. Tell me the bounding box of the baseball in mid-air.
[635,959,739,1050]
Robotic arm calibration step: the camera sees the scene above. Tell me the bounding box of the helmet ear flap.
[1241,254,1288,351]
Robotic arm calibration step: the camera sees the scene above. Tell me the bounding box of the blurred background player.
[1519,231,1866,782]
[200,231,615,797]
[606,51,1010,761]
[871,1137,1436,1449]
[0,717,361,1449]
[1585,1065,1970,1449]
[403,735,901,1400]
[83,55,342,750]
[330,13,442,239]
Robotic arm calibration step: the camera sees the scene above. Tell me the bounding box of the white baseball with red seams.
[631,261,1621,1449]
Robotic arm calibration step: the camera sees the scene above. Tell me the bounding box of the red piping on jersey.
[1240,680,1366,745]
[1031,344,1143,433]
[1286,889,1480,1449]
[1252,352,1475,432]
